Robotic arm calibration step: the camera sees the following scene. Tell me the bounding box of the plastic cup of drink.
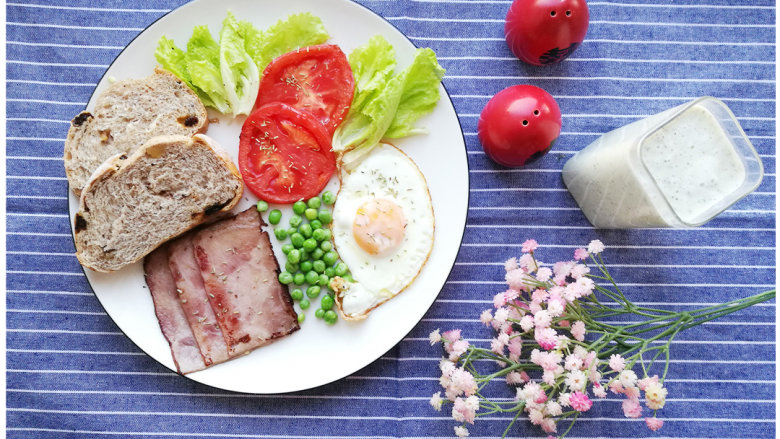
[562,97,764,228]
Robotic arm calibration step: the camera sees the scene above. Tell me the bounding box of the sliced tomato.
[254,44,354,135]
[239,102,335,204]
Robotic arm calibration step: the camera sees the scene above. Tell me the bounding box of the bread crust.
[74,134,243,273]
[64,68,209,196]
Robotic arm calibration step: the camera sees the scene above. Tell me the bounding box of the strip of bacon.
[193,208,299,356]
[144,245,206,374]
[167,235,230,366]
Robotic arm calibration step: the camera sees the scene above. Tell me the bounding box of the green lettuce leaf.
[332,37,445,160]
[384,48,445,138]
[251,12,330,74]
[219,12,259,116]
[185,26,229,113]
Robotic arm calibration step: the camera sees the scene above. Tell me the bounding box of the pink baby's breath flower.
[542,370,556,386]
[637,375,659,391]
[490,338,505,355]
[533,309,552,329]
[576,277,595,296]
[429,329,442,345]
[587,239,605,254]
[479,309,493,326]
[430,392,443,411]
[570,320,586,342]
[506,371,526,385]
[569,391,593,412]
[565,370,587,392]
[583,351,597,369]
[536,267,553,282]
[443,330,461,344]
[519,315,535,332]
[619,370,638,388]
[609,380,625,394]
[573,345,588,359]
[449,339,470,361]
[535,327,559,351]
[644,382,668,410]
[609,354,626,372]
[454,426,469,438]
[452,395,479,424]
[569,264,590,279]
[528,408,545,425]
[493,307,509,326]
[540,417,557,434]
[553,261,574,278]
[546,400,563,417]
[504,257,519,273]
[645,417,664,431]
[531,288,549,304]
[592,383,607,398]
[564,354,584,371]
[622,397,642,418]
[623,385,640,400]
[518,253,535,272]
[493,291,507,308]
[573,247,588,260]
[558,393,571,407]
[505,268,527,289]
[504,288,520,302]
[522,239,539,253]
[451,367,478,397]
[529,301,543,315]
[546,298,564,317]
[508,338,523,361]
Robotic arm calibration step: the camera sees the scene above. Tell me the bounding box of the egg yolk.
[352,198,407,255]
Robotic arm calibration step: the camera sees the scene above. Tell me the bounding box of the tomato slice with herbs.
[254,44,354,135]
[239,102,335,204]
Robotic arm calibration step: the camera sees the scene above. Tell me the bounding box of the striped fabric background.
[6,0,776,438]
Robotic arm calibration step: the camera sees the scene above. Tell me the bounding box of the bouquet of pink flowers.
[429,240,775,438]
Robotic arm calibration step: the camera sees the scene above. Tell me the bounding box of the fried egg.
[330,143,434,319]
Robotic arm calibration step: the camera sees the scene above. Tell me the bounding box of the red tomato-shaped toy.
[478,85,561,167]
[505,0,589,65]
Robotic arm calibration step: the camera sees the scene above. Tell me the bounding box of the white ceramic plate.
[69,0,469,393]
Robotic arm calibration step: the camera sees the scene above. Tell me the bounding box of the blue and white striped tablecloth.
[6,0,776,438]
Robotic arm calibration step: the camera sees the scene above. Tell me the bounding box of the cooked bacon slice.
[167,235,230,366]
[144,245,206,374]
[193,208,299,356]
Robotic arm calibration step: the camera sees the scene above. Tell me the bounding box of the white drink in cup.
[562,97,763,228]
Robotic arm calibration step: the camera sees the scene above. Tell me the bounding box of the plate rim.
[66,0,471,394]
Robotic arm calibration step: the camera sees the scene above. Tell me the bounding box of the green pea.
[324,310,338,324]
[289,214,303,228]
[285,261,299,273]
[304,208,318,221]
[293,200,307,215]
[311,248,324,261]
[293,272,305,286]
[299,223,313,238]
[318,273,330,287]
[321,295,334,310]
[268,209,282,225]
[287,249,301,264]
[310,219,322,230]
[322,190,336,205]
[300,260,313,273]
[256,200,269,212]
[315,308,325,319]
[322,251,338,267]
[306,285,321,298]
[318,210,332,224]
[297,313,305,323]
[324,267,335,278]
[312,228,327,242]
[303,238,318,252]
[299,249,310,261]
[290,233,305,248]
[320,240,333,252]
[334,262,348,277]
[305,270,319,285]
[299,299,310,310]
[278,272,293,284]
[320,229,332,241]
[290,288,304,301]
[287,227,297,237]
[307,197,321,209]
[274,228,288,240]
[313,260,326,273]
[282,244,294,254]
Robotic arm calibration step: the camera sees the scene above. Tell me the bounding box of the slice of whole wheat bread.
[64,68,208,196]
[74,134,243,273]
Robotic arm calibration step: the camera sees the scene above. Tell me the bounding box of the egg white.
[331,143,434,319]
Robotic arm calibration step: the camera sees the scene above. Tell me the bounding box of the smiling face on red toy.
[504,0,590,65]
